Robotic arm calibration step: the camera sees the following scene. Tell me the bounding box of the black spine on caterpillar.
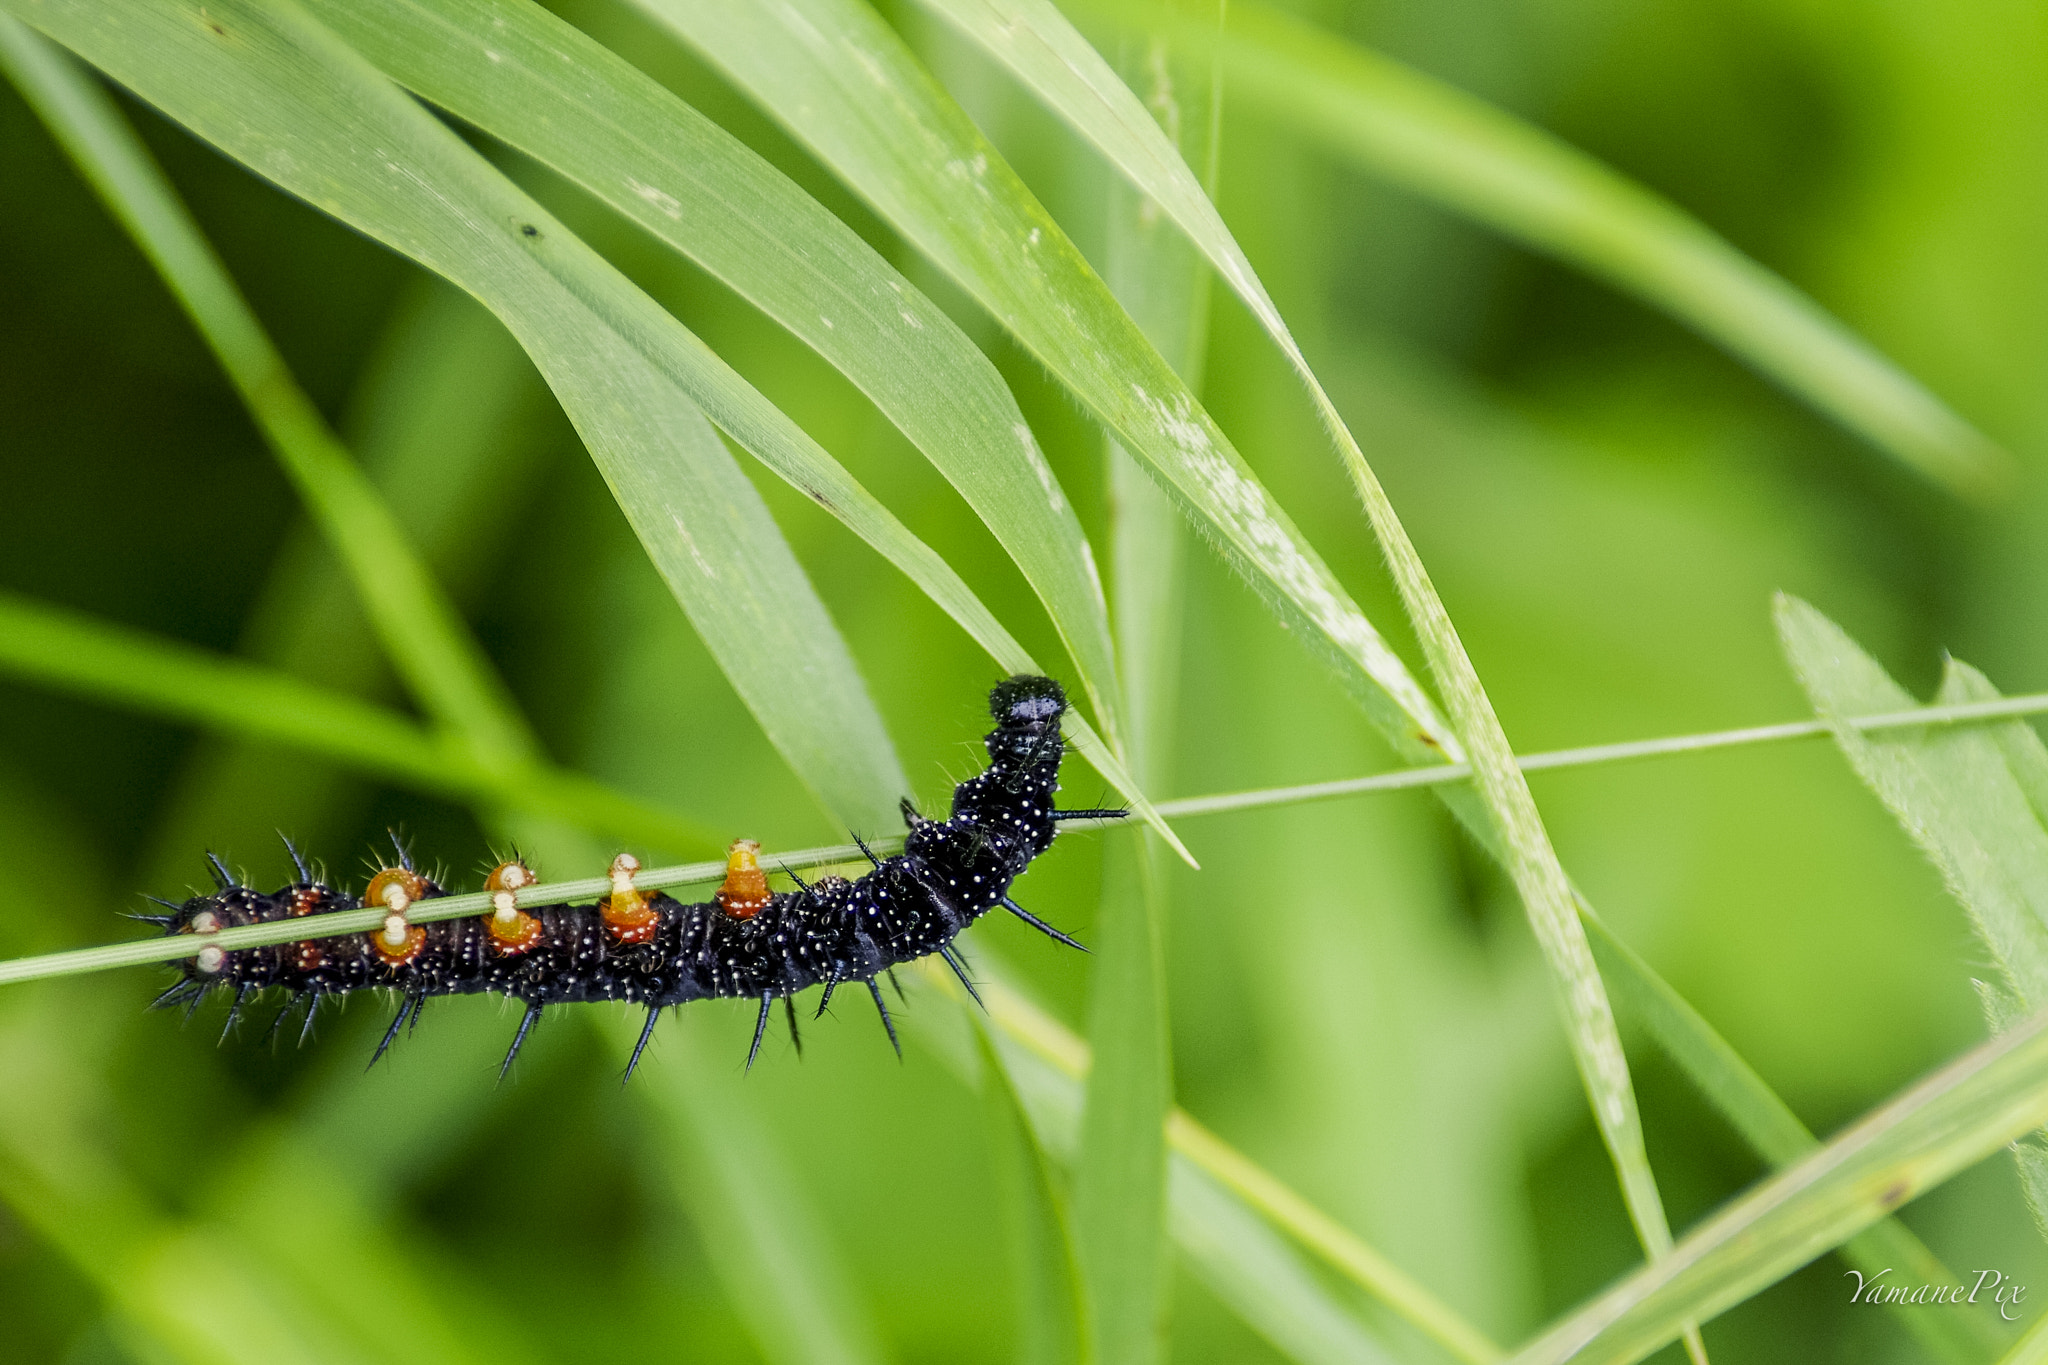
[145,676,1124,1076]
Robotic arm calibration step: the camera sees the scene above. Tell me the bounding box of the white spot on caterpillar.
[381,914,410,947]
[189,911,220,935]
[196,945,225,973]
[493,890,519,925]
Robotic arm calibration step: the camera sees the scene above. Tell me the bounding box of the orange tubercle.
[366,866,429,967]
[716,839,772,920]
[600,853,660,945]
[485,859,536,896]
[485,887,545,955]
[371,913,426,967]
[364,866,428,915]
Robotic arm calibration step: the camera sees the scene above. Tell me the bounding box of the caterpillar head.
[986,675,1067,768]
[989,675,1065,728]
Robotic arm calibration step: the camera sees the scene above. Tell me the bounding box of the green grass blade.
[0,18,540,772]
[1779,593,2048,1244]
[6,0,909,830]
[1170,1163,1402,1365]
[1507,999,2048,1365]
[631,0,1463,775]
[0,1009,345,1365]
[1582,900,2004,1363]
[1777,594,2048,1009]
[1154,0,2010,498]
[943,964,1501,1365]
[142,279,556,875]
[2001,1314,2048,1365]
[0,591,717,856]
[632,1013,889,1365]
[1069,12,1208,1361]
[1075,837,1172,1364]
[976,1026,1088,1365]
[293,0,1125,761]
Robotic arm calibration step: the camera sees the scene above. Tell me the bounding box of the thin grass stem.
[1154,692,2048,820]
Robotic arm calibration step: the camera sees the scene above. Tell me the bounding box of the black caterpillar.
[143,676,1123,1078]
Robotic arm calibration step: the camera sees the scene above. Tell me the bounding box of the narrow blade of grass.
[632,0,1464,777]
[1117,0,2008,498]
[1075,836,1172,1363]
[7,0,911,830]
[1170,1163,1403,1365]
[630,1012,889,1365]
[0,591,718,856]
[1068,10,1209,1360]
[1507,998,2048,1365]
[2001,1315,2048,1365]
[977,1026,1088,1365]
[1780,592,2048,1244]
[0,18,540,773]
[295,0,1125,763]
[929,961,1502,1365]
[1581,901,2005,1363]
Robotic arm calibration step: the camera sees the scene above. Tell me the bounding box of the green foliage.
[1,0,2044,1362]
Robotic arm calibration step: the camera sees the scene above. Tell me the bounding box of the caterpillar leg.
[746,992,773,1071]
[500,1001,544,1082]
[369,991,422,1069]
[148,978,200,1012]
[936,945,984,1010]
[866,978,901,1059]
[814,975,838,1020]
[1001,896,1088,952]
[623,1005,662,1084]
[218,985,254,1044]
[298,991,325,1047]
[258,992,306,1048]
[783,996,803,1059]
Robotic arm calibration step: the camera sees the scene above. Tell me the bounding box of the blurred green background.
[3,0,2046,1361]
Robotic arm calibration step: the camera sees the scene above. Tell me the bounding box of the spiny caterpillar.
[141,677,1122,1078]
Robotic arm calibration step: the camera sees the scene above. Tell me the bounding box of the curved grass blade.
[887,0,1687,1317]
[1581,904,2003,1363]
[631,0,1462,776]
[1069,12,1210,1360]
[1046,0,2009,499]
[976,1025,1088,1365]
[141,279,557,877]
[1508,999,2048,1365]
[630,1012,889,1365]
[0,591,718,856]
[6,0,908,830]
[294,0,1123,762]
[931,961,1498,1364]
[0,18,539,774]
